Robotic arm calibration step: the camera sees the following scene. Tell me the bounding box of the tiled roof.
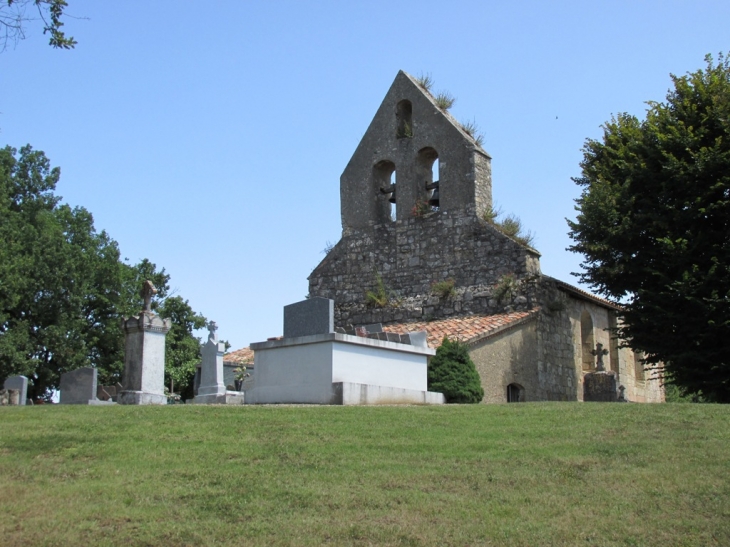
[545,276,621,311]
[223,346,254,364]
[224,310,538,357]
[381,309,539,349]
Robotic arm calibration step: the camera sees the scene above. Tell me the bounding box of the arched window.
[374,160,396,222]
[396,100,413,138]
[580,311,595,371]
[634,351,645,381]
[507,383,524,402]
[417,147,439,210]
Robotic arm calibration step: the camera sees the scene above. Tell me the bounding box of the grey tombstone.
[194,321,229,404]
[4,375,28,406]
[408,331,428,348]
[283,297,334,338]
[583,343,618,402]
[119,281,171,405]
[59,367,99,404]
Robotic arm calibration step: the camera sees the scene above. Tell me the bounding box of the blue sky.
[2,1,728,351]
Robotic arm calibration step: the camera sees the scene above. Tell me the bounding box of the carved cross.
[207,320,218,343]
[141,280,157,312]
[590,342,609,372]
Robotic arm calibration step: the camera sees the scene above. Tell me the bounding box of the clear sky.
[2,1,728,351]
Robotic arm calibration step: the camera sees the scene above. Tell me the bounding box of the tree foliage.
[1,0,76,51]
[0,145,205,400]
[568,54,730,403]
[428,337,484,404]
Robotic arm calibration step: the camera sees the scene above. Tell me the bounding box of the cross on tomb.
[207,320,218,343]
[590,342,609,372]
[141,280,157,312]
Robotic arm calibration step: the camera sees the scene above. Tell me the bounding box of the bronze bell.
[426,181,439,208]
[380,184,396,203]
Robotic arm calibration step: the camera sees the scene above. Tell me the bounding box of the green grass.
[1,403,729,546]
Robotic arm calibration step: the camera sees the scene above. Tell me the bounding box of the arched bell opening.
[416,147,439,211]
[374,160,397,223]
[396,100,413,139]
[507,383,525,402]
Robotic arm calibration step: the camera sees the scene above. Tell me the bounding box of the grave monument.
[583,343,619,402]
[194,321,244,404]
[59,367,112,405]
[3,375,28,405]
[118,281,171,405]
[245,297,444,405]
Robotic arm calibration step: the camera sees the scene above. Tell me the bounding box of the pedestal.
[119,311,171,405]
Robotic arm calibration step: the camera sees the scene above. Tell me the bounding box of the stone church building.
[228,71,663,403]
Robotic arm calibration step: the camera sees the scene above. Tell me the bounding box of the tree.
[159,296,206,401]
[428,337,484,403]
[568,54,730,403]
[1,0,76,51]
[0,145,206,400]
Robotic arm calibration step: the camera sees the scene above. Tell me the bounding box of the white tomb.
[244,298,444,405]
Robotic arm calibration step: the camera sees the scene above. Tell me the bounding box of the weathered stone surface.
[283,297,334,338]
[308,71,540,329]
[60,367,99,404]
[4,375,28,405]
[583,370,618,402]
[194,321,228,404]
[119,310,171,406]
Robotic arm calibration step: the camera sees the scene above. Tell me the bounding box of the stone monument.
[118,281,171,405]
[583,342,618,402]
[59,367,112,405]
[4,375,28,405]
[194,321,243,404]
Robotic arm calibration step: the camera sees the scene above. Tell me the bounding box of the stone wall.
[469,317,539,403]
[309,210,541,328]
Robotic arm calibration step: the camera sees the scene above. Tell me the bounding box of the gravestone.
[4,375,28,406]
[194,321,236,404]
[59,367,103,404]
[583,343,618,402]
[119,281,171,405]
[283,297,334,338]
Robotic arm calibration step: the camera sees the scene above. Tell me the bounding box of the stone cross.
[590,342,609,372]
[141,280,157,312]
[207,320,218,343]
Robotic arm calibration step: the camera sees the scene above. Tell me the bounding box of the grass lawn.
[1,403,728,546]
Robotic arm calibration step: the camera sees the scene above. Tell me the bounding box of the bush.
[428,337,484,403]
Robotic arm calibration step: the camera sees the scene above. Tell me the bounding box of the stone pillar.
[4,375,28,405]
[194,321,229,404]
[119,311,171,405]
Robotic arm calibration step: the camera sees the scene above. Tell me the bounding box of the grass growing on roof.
[1,403,729,546]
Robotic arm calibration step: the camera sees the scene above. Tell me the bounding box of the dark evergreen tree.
[428,337,484,404]
[568,54,730,402]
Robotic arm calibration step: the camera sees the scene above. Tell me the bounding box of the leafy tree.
[159,296,206,401]
[568,54,730,403]
[0,145,206,400]
[428,337,484,403]
[1,0,76,51]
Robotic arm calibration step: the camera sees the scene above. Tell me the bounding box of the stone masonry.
[309,71,540,327]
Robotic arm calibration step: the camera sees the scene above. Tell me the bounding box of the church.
[229,71,664,404]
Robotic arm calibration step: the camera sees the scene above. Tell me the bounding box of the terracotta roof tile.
[223,346,254,364]
[224,310,538,357]
[381,309,539,349]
